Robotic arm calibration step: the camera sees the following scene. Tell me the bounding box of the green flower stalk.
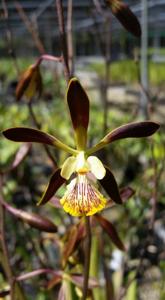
[3,78,160,216]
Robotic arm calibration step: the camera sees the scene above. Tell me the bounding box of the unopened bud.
[16,64,42,101]
[105,0,141,37]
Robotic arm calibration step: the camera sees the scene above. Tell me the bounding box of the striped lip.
[60,174,106,216]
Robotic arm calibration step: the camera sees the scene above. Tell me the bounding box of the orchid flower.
[3,78,159,216]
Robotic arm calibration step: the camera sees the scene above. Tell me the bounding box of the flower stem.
[82,216,91,300]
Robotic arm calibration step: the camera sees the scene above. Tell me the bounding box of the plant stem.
[82,216,91,300]
[55,0,70,82]
[15,1,45,54]
[67,0,74,76]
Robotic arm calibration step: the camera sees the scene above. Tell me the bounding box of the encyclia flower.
[3,78,159,216]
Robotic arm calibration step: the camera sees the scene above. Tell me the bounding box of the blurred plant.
[2,74,159,299]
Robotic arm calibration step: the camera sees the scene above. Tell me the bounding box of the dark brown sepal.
[67,78,89,131]
[103,121,160,144]
[3,127,56,146]
[38,169,66,206]
[99,166,122,204]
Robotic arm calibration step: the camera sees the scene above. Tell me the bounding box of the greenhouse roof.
[0,0,165,39]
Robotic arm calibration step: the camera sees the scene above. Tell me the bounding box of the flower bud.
[16,64,42,101]
[105,0,141,37]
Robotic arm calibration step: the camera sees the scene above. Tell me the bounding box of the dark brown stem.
[82,217,91,300]
[67,0,74,76]
[15,1,45,54]
[55,0,70,82]
[28,102,57,168]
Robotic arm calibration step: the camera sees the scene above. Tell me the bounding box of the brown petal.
[105,0,141,37]
[67,78,89,149]
[3,127,77,154]
[3,127,56,145]
[38,169,66,206]
[1,199,57,232]
[102,122,160,144]
[99,166,122,204]
[94,214,125,251]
